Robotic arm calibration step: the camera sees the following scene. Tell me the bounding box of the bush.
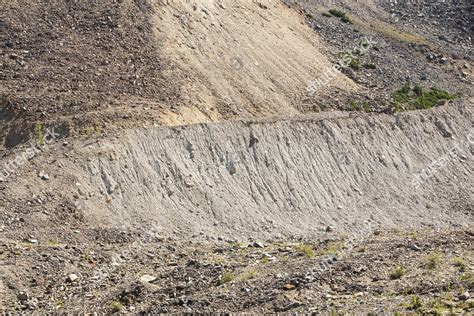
[349,58,360,70]
[363,63,376,69]
[414,88,458,109]
[350,100,370,112]
[407,296,423,311]
[391,83,460,110]
[35,122,45,145]
[452,257,467,272]
[328,9,346,18]
[110,301,123,312]
[422,251,442,270]
[340,15,351,23]
[220,272,234,284]
[328,9,351,23]
[295,244,315,258]
[390,265,406,279]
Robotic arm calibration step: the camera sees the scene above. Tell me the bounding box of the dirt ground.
[1,225,473,313]
[1,0,472,149]
[0,0,473,313]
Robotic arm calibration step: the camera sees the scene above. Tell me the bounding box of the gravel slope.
[3,102,472,242]
[79,102,474,239]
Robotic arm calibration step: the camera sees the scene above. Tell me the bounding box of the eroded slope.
[2,102,472,242]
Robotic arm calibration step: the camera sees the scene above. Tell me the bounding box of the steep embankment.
[3,102,472,241]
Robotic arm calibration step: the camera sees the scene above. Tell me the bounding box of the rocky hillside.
[0,0,473,314]
[2,0,471,150]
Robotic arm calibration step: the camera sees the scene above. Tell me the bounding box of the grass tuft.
[452,257,467,272]
[220,271,234,284]
[422,251,443,270]
[350,100,370,112]
[390,265,406,279]
[363,63,376,69]
[35,122,45,145]
[110,301,123,312]
[406,296,423,311]
[295,244,315,258]
[328,9,351,23]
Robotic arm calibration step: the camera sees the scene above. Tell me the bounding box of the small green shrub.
[407,296,423,311]
[391,83,460,110]
[340,15,351,23]
[220,271,234,284]
[238,268,258,281]
[323,241,344,256]
[422,251,442,270]
[322,12,332,17]
[295,244,315,258]
[363,63,376,69]
[35,122,45,145]
[350,100,370,112]
[390,265,406,279]
[413,84,423,96]
[328,9,346,18]
[110,301,123,312]
[349,58,360,70]
[414,88,459,109]
[452,257,467,272]
[260,256,270,264]
[328,9,351,23]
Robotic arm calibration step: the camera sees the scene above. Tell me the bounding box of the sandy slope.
[153,0,358,124]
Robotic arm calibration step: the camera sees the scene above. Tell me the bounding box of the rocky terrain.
[1,225,473,313]
[0,0,473,313]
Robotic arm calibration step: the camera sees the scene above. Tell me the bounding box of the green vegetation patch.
[328,9,352,23]
[35,122,45,145]
[421,251,443,270]
[392,83,460,111]
[363,62,376,69]
[350,100,370,112]
[110,301,123,312]
[390,265,407,280]
[406,296,423,311]
[452,257,467,272]
[220,271,234,284]
[295,244,315,258]
[348,58,360,70]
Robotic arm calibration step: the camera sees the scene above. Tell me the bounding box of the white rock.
[67,274,79,282]
[140,275,157,283]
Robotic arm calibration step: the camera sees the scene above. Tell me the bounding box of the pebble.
[17,291,29,301]
[283,283,296,290]
[140,275,157,283]
[67,274,79,282]
[410,244,421,251]
[459,291,470,301]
